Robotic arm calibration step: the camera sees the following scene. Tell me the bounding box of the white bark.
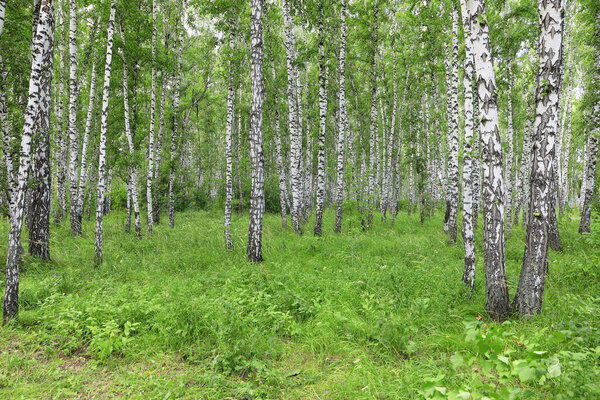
[366,3,379,228]
[120,23,141,237]
[94,0,116,265]
[334,0,348,234]
[169,0,186,229]
[460,0,476,291]
[505,63,515,237]
[224,25,235,250]
[514,0,564,315]
[4,0,54,324]
[314,13,328,236]
[67,0,79,235]
[246,0,264,262]
[147,0,157,235]
[283,0,302,234]
[445,6,460,243]
[466,0,510,320]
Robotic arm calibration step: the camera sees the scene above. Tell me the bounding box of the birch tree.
[314,9,328,237]
[147,0,157,235]
[366,2,379,228]
[283,0,302,234]
[445,6,460,244]
[168,0,186,229]
[513,0,564,315]
[459,0,476,292]
[505,62,515,237]
[334,0,348,234]
[224,23,235,250]
[3,0,54,324]
[28,8,55,260]
[67,0,80,235]
[246,0,265,262]
[579,7,599,232]
[94,0,116,265]
[120,23,141,237]
[466,0,510,320]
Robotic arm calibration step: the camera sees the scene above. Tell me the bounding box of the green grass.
[0,209,598,399]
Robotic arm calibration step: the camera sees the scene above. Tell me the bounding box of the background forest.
[0,0,599,398]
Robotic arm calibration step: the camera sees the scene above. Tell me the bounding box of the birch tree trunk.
[334,0,348,234]
[67,0,80,235]
[505,63,515,237]
[579,21,599,232]
[147,0,157,235]
[270,60,288,229]
[514,96,533,226]
[168,0,185,229]
[94,0,116,266]
[559,82,573,215]
[466,0,510,320]
[224,24,235,250]
[0,0,4,37]
[0,59,14,218]
[445,6,460,243]
[246,0,265,262]
[283,0,302,234]
[4,0,54,324]
[514,0,563,315]
[579,134,598,233]
[366,3,379,228]
[314,13,328,237]
[28,10,55,260]
[55,1,67,223]
[120,23,141,237]
[460,0,476,291]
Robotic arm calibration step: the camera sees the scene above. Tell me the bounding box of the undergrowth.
[0,209,598,399]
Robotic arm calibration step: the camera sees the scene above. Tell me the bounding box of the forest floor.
[0,209,598,399]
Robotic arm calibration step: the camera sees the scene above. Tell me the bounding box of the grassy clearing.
[0,209,598,399]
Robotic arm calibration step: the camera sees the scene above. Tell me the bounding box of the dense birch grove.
[1,0,599,326]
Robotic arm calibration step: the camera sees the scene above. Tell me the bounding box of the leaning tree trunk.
[224,24,235,250]
[67,0,80,235]
[120,23,141,237]
[334,0,348,234]
[29,14,55,260]
[314,13,328,237]
[460,0,476,292]
[466,0,510,321]
[247,0,265,262]
[283,0,302,234]
[4,0,54,324]
[94,0,115,266]
[513,0,563,315]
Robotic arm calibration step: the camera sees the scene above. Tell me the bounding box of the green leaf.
[517,366,536,381]
[497,355,510,365]
[450,352,464,369]
[548,361,561,377]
